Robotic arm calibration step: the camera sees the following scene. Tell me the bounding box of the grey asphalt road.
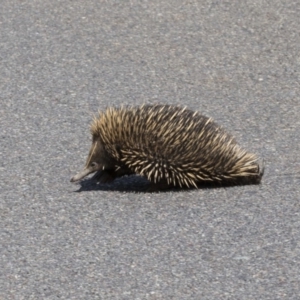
[1,0,299,299]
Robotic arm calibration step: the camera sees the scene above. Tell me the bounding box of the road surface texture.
[1,0,299,299]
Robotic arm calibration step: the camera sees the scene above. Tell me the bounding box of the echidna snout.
[70,139,114,182]
[70,161,101,182]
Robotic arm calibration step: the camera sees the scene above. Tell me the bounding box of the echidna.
[70,104,263,189]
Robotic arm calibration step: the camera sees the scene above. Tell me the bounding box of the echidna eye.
[90,162,98,168]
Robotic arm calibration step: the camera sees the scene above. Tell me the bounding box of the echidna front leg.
[91,167,134,184]
[91,170,116,183]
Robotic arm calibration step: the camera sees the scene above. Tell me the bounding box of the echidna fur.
[70,104,263,188]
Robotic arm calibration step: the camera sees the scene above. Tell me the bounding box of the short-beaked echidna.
[70,104,263,188]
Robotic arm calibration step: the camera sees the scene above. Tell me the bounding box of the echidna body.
[71,104,263,188]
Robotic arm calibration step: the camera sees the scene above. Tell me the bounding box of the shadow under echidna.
[70,104,264,191]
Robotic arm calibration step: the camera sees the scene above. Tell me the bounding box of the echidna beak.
[70,168,93,182]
